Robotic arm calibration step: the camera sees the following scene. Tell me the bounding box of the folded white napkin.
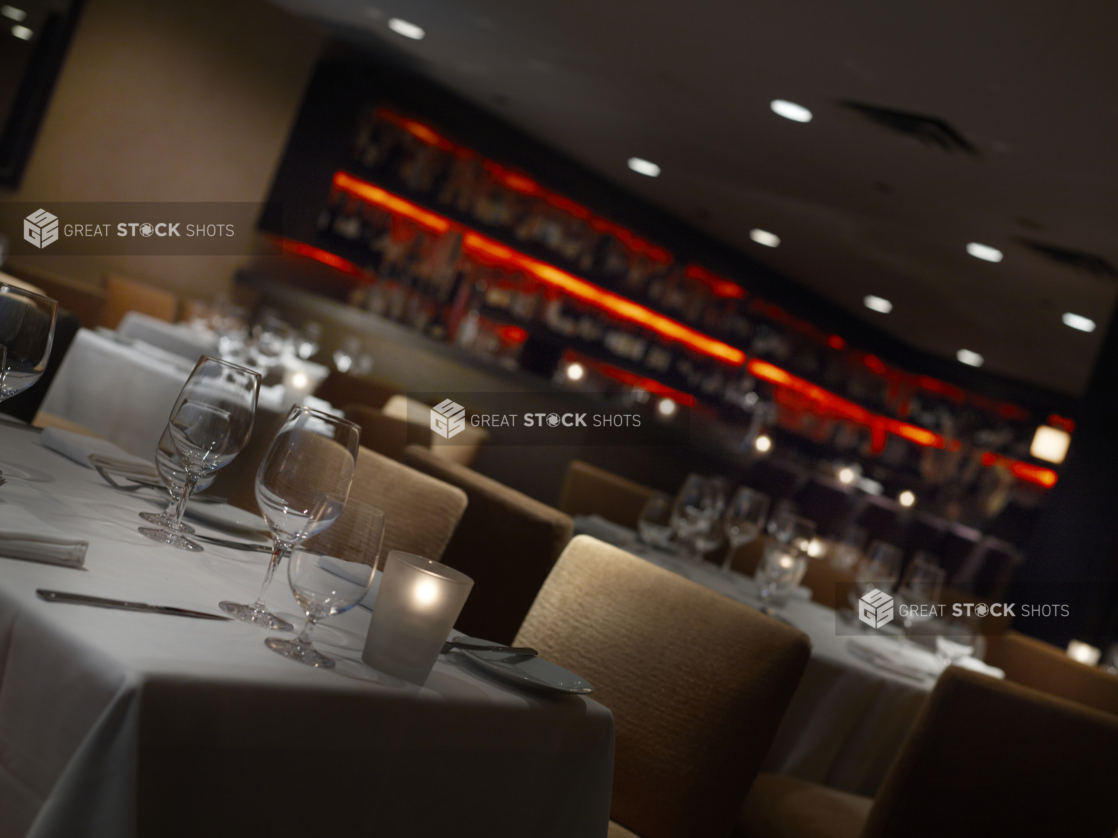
[317,555,381,611]
[0,505,87,568]
[953,656,1005,679]
[848,636,942,680]
[39,428,160,483]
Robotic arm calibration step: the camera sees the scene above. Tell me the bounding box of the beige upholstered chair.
[315,370,402,411]
[101,273,179,329]
[402,445,572,644]
[515,536,812,838]
[1,264,108,327]
[308,446,467,569]
[984,630,1118,715]
[557,461,658,529]
[383,395,489,467]
[739,667,1118,838]
[344,404,431,463]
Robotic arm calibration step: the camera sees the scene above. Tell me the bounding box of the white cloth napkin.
[39,428,160,483]
[848,636,943,680]
[0,505,88,568]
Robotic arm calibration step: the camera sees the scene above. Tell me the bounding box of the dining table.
[0,422,614,838]
[573,515,1000,797]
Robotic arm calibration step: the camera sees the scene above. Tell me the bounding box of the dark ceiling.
[273,0,1118,397]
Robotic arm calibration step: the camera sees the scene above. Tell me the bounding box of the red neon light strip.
[332,171,746,366]
[570,354,697,407]
[278,239,365,277]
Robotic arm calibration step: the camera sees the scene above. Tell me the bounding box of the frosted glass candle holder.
[362,551,474,685]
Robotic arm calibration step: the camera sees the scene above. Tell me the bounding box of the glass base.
[264,637,334,668]
[219,601,294,631]
[138,511,195,534]
[139,526,202,551]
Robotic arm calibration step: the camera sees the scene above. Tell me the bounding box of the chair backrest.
[383,395,490,467]
[309,446,467,568]
[315,370,402,411]
[801,558,856,611]
[863,666,1118,838]
[984,631,1118,716]
[515,536,812,838]
[101,274,179,329]
[557,460,657,529]
[403,445,572,644]
[1,265,108,327]
[344,404,431,463]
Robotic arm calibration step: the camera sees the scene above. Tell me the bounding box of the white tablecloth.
[574,516,930,796]
[38,330,338,460]
[0,427,614,838]
[116,313,219,361]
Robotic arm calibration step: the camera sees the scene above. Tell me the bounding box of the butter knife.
[37,589,232,621]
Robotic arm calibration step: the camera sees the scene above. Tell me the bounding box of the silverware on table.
[442,640,538,656]
[193,535,273,553]
[37,589,231,620]
[93,464,167,494]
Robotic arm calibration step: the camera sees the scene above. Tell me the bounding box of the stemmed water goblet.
[755,516,815,611]
[137,424,216,534]
[847,540,904,621]
[265,500,386,668]
[139,356,260,550]
[219,404,361,630]
[896,552,945,646]
[637,493,674,549]
[721,487,770,573]
[670,474,727,560]
[0,284,57,477]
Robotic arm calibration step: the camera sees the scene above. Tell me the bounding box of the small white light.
[957,349,984,367]
[898,490,916,508]
[2,5,26,21]
[966,242,1003,263]
[413,578,439,606]
[750,228,780,248]
[11,23,31,39]
[806,537,827,558]
[755,434,772,453]
[1067,640,1101,666]
[743,391,759,407]
[770,99,813,123]
[863,295,893,314]
[566,362,584,381]
[627,157,661,177]
[1030,425,1071,464]
[387,17,425,39]
[1062,312,1096,333]
[657,398,678,417]
[838,467,856,484]
[290,371,309,390]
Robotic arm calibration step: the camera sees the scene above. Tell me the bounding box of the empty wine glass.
[755,537,809,611]
[0,284,56,477]
[828,523,867,571]
[637,493,674,549]
[139,357,260,550]
[266,501,386,668]
[671,474,726,560]
[138,424,217,533]
[220,405,361,630]
[936,614,978,667]
[896,552,945,646]
[722,487,770,572]
[848,540,903,615]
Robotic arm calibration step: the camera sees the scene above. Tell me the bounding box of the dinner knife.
[37,589,232,621]
[442,640,539,656]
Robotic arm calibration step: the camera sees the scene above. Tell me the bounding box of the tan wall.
[0,0,322,301]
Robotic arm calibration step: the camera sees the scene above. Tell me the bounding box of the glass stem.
[297,615,318,646]
[169,474,197,529]
[252,540,291,612]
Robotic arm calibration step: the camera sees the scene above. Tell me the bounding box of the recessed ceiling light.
[837,467,856,484]
[863,295,893,314]
[754,434,772,453]
[387,17,424,39]
[2,5,26,22]
[11,23,30,39]
[1062,312,1096,333]
[898,490,916,507]
[627,157,660,177]
[966,242,1003,263]
[770,99,812,123]
[566,362,584,381]
[957,349,984,367]
[749,228,780,247]
[657,398,677,417]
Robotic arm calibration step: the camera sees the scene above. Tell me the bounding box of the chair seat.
[607,820,642,838]
[740,774,872,838]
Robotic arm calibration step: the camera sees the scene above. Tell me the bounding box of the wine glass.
[220,405,361,630]
[266,501,386,668]
[0,284,56,476]
[138,424,216,533]
[828,523,867,571]
[721,487,770,573]
[671,474,726,560]
[139,357,260,550]
[896,552,945,646]
[847,540,903,615]
[637,493,674,549]
[754,537,809,611]
[936,614,978,668]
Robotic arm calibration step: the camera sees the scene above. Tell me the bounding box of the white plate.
[184,501,270,536]
[452,636,594,695]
